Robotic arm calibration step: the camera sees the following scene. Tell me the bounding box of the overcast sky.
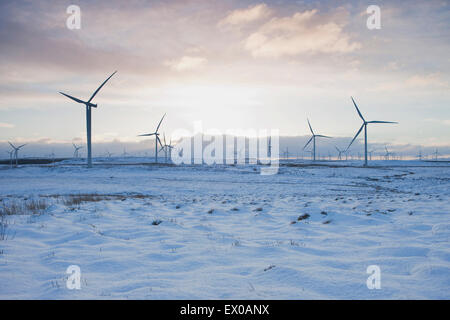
[0,0,449,152]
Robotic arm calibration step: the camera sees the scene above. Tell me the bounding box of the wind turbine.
[283,147,290,160]
[73,143,83,158]
[384,145,393,161]
[8,142,26,167]
[158,133,168,162]
[335,146,345,160]
[347,97,398,166]
[416,148,422,161]
[433,148,439,161]
[105,150,113,158]
[303,118,331,161]
[166,138,175,162]
[48,150,56,164]
[268,136,272,158]
[138,114,165,163]
[158,133,175,163]
[59,71,117,168]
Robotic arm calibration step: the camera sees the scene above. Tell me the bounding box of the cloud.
[424,118,450,126]
[405,73,449,88]
[243,9,361,58]
[370,73,450,92]
[0,122,14,128]
[218,4,272,26]
[165,56,207,71]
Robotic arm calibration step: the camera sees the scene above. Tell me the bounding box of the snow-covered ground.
[0,160,449,299]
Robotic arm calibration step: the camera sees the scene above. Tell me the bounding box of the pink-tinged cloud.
[218,3,272,26]
[165,56,207,71]
[244,9,361,57]
[0,122,15,128]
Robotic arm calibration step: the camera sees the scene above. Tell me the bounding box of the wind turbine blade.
[8,142,16,149]
[351,96,365,122]
[367,121,398,124]
[87,71,117,103]
[156,113,166,133]
[17,144,26,149]
[138,133,156,137]
[163,133,166,146]
[303,136,313,150]
[315,135,332,138]
[307,118,314,135]
[347,124,364,151]
[157,136,163,148]
[60,92,86,104]
[335,146,340,152]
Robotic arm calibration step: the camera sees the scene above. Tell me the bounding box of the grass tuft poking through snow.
[1,198,49,216]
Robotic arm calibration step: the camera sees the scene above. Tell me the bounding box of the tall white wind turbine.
[347,97,398,166]
[59,71,117,168]
[138,114,165,163]
[303,119,332,161]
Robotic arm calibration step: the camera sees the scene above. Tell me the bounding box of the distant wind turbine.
[158,133,175,163]
[416,148,422,161]
[8,142,26,167]
[138,113,165,163]
[433,148,439,161]
[303,118,331,161]
[73,143,83,158]
[335,146,345,160]
[283,147,290,160]
[347,97,398,166]
[368,149,376,161]
[59,71,117,168]
[384,145,393,160]
[268,136,272,158]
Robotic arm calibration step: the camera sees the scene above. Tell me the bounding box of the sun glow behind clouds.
[162,84,262,109]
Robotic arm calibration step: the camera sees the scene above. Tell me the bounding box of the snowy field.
[0,160,449,299]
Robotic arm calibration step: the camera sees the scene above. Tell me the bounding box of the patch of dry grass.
[0,198,49,216]
[48,193,154,207]
[62,194,110,206]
